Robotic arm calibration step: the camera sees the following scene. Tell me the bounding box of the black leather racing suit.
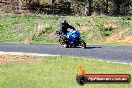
[60,23,75,35]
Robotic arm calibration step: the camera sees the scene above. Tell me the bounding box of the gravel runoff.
[0,51,60,56]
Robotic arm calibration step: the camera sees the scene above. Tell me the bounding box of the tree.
[84,0,92,16]
[51,0,56,15]
[105,0,108,15]
[110,0,131,16]
[17,0,131,16]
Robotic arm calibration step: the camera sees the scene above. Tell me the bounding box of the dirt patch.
[79,26,93,32]
[106,35,132,43]
[106,34,123,42]
[116,36,132,43]
[103,21,118,29]
[0,55,45,65]
[106,28,132,43]
[48,33,57,40]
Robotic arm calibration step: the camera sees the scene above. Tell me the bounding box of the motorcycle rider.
[56,19,76,47]
[56,19,86,48]
[60,19,75,35]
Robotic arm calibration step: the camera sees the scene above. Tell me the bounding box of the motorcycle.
[56,29,86,48]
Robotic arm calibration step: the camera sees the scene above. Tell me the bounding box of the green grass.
[0,13,132,45]
[0,56,132,88]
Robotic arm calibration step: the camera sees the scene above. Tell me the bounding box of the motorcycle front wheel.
[59,38,68,48]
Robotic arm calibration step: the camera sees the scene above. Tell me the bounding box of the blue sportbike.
[56,29,86,48]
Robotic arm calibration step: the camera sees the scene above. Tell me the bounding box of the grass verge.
[0,55,132,88]
[0,13,132,46]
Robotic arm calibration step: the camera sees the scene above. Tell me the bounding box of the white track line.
[0,51,59,56]
[81,57,132,65]
[98,59,132,65]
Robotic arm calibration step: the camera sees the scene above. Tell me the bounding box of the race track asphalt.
[0,43,132,63]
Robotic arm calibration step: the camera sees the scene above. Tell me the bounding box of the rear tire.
[80,39,86,48]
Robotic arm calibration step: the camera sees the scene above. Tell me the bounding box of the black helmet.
[61,19,67,27]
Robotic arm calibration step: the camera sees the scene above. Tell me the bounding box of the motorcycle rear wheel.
[80,39,86,48]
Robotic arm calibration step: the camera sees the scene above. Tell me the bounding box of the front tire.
[59,37,68,48]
